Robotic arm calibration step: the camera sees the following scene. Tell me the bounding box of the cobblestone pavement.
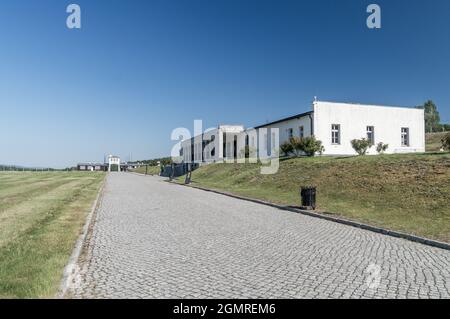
[69,173,450,299]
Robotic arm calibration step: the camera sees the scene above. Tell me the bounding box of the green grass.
[426,132,447,152]
[131,165,161,175]
[0,171,105,298]
[182,153,450,243]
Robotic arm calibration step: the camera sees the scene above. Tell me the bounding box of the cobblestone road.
[69,173,450,299]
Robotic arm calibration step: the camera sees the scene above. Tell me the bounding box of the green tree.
[418,100,440,133]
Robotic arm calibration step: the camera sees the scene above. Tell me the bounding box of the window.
[331,124,340,144]
[366,126,375,145]
[287,128,293,139]
[401,128,409,146]
[299,126,304,138]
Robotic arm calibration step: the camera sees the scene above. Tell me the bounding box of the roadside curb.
[56,175,107,298]
[174,181,450,252]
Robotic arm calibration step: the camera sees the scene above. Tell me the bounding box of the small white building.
[179,100,425,163]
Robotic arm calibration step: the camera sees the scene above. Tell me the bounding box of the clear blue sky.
[0,0,449,168]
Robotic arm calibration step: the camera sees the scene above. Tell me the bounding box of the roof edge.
[253,111,313,129]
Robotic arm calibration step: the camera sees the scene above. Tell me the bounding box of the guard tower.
[107,155,121,172]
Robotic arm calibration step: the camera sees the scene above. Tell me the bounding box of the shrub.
[441,132,450,151]
[351,138,372,156]
[300,136,325,156]
[289,137,303,156]
[288,136,325,157]
[280,141,294,157]
[376,142,389,154]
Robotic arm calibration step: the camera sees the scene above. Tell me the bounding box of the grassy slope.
[0,172,104,298]
[185,153,450,243]
[131,165,161,175]
[426,132,447,152]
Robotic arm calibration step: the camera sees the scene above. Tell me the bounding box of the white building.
[181,125,245,163]
[256,101,425,156]
[179,100,425,163]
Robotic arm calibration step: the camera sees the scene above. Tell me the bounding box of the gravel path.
[69,173,450,299]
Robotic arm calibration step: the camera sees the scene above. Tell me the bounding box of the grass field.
[131,165,161,175]
[0,171,105,298]
[181,153,450,243]
[426,132,447,152]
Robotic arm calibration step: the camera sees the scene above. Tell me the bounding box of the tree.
[376,142,389,154]
[441,132,450,151]
[418,100,440,133]
[351,138,372,155]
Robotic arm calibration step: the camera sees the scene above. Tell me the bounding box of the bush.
[280,141,294,157]
[288,136,324,157]
[278,136,325,157]
[441,132,450,151]
[376,142,389,154]
[289,137,303,156]
[351,138,372,156]
[300,136,325,156]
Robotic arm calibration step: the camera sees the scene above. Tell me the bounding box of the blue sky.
[0,0,449,168]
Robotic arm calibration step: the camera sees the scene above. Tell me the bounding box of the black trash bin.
[300,186,316,210]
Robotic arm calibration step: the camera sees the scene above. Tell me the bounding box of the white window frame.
[366,126,375,145]
[401,127,410,147]
[331,124,341,145]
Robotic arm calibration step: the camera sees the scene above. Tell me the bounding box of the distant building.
[76,155,121,172]
[77,155,146,172]
[77,163,106,171]
[107,155,121,172]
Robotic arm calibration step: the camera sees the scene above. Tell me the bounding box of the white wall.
[256,116,313,147]
[313,101,425,155]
